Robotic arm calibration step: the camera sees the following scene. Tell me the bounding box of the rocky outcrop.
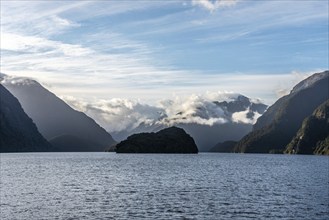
[116,127,198,153]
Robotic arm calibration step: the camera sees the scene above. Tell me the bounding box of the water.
[0,153,328,220]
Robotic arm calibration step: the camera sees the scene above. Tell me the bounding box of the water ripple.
[0,153,328,219]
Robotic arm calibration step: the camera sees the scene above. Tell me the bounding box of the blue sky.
[1,0,328,104]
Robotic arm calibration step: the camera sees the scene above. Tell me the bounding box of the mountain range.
[110,94,267,151]
[1,70,327,154]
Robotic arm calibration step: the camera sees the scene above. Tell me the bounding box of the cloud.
[1,74,39,87]
[63,97,165,132]
[0,1,88,37]
[192,0,238,12]
[63,91,262,133]
[33,15,81,36]
[232,108,261,124]
[1,32,92,56]
[158,93,229,126]
[274,70,320,99]
[275,89,290,98]
[1,1,327,108]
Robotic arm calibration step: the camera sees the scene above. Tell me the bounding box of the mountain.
[235,71,329,153]
[49,135,101,152]
[254,71,329,130]
[1,75,116,152]
[114,122,253,152]
[214,95,267,119]
[115,127,198,153]
[177,123,252,152]
[209,141,237,153]
[285,100,329,155]
[0,85,53,152]
[111,94,267,152]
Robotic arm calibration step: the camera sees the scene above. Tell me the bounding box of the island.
[115,126,198,153]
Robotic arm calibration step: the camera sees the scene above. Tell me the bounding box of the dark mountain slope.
[209,141,237,153]
[0,85,53,152]
[254,71,328,130]
[285,100,329,155]
[235,71,329,153]
[2,76,116,151]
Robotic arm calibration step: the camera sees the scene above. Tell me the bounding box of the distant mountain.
[49,135,101,152]
[214,95,267,119]
[235,71,329,153]
[115,127,198,153]
[2,75,116,151]
[111,94,267,152]
[285,100,329,155]
[177,123,252,152]
[0,85,53,152]
[209,141,237,153]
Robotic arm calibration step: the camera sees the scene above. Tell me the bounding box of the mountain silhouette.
[235,71,329,153]
[0,85,53,152]
[2,76,116,151]
[285,100,329,155]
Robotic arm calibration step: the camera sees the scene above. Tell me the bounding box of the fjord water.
[0,153,328,220]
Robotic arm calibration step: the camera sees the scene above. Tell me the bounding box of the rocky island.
[115,127,198,153]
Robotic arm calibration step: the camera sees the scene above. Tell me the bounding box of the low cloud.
[63,91,262,133]
[274,70,319,99]
[232,108,261,124]
[1,74,39,87]
[158,93,232,126]
[64,97,165,132]
[275,89,290,98]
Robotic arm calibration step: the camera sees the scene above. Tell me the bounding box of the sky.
[1,0,328,105]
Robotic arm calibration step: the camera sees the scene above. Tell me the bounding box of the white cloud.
[1,1,326,108]
[158,93,228,126]
[192,0,238,12]
[273,70,321,99]
[63,91,262,133]
[1,32,92,56]
[63,97,165,132]
[232,108,261,124]
[0,1,88,37]
[34,15,81,36]
[1,74,38,87]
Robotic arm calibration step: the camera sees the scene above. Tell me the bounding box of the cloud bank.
[63,91,263,133]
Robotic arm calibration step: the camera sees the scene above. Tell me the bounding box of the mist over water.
[1,153,328,219]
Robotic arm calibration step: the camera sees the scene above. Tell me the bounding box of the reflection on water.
[0,153,328,219]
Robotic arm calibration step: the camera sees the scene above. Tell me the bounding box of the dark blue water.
[0,153,328,219]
